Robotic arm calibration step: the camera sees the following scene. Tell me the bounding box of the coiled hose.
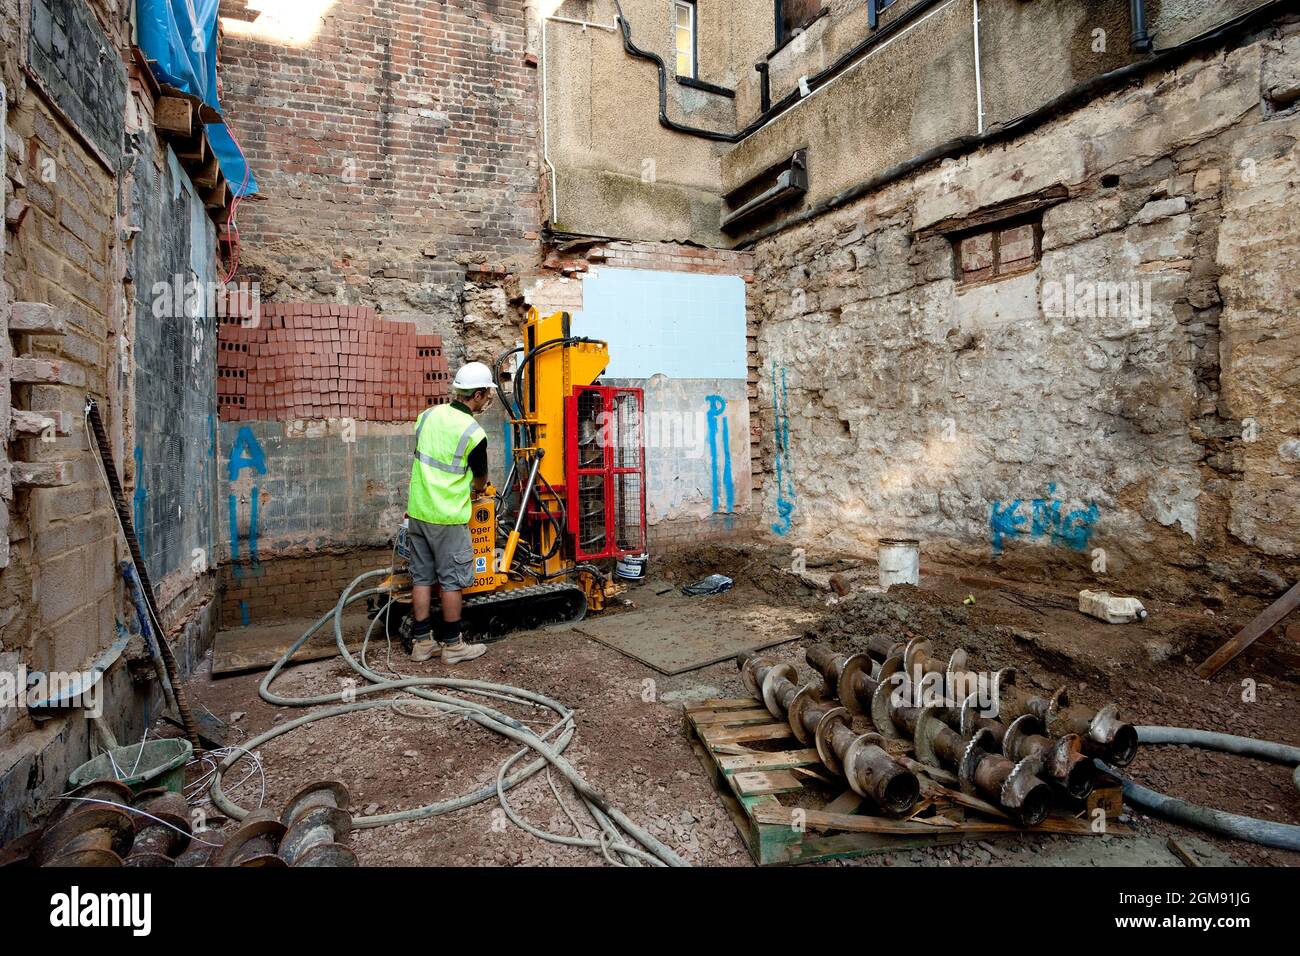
[208,569,686,867]
[1096,724,1300,853]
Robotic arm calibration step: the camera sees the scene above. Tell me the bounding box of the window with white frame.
[674,1,696,78]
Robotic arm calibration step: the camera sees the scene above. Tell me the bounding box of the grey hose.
[209,569,686,866]
[1093,724,1300,852]
[1137,725,1300,791]
[1138,723,1300,817]
[1098,760,1300,852]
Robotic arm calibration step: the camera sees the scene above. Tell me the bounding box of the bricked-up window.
[775,0,824,48]
[954,217,1042,284]
[675,1,697,78]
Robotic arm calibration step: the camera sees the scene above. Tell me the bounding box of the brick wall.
[220,546,391,625]
[217,0,539,329]
[217,303,449,421]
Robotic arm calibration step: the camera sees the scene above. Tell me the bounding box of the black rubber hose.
[86,398,201,748]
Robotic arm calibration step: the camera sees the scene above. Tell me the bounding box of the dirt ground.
[173,544,1300,867]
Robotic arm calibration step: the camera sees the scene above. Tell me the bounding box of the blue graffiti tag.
[770,362,796,536]
[227,426,267,481]
[132,446,147,554]
[705,395,735,515]
[990,483,1100,554]
[227,427,267,590]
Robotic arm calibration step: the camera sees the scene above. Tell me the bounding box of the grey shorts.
[408,519,475,591]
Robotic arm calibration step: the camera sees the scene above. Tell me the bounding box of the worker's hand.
[474,482,495,500]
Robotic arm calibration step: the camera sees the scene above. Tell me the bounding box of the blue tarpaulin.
[136,0,258,196]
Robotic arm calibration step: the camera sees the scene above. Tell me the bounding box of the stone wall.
[749,21,1300,601]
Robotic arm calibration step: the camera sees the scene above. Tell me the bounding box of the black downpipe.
[611,0,739,142]
[613,0,949,145]
[755,62,771,114]
[1130,0,1153,52]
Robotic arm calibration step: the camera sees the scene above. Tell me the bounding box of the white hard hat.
[453,361,495,391]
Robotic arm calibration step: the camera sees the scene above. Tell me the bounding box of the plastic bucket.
[877,539,920,590]
[615,553,648,581]
[68,738,193,795]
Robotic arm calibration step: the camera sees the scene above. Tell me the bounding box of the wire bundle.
[207,569,686,867]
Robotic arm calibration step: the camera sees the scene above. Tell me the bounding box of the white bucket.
[877,539,920,590]
[616,553,648,581]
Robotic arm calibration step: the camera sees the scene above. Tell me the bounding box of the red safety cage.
[565,385,647,561]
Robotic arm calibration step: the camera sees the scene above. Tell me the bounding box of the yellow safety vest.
[407,403,486,525]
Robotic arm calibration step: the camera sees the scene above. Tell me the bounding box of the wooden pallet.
[683,697,1125,866]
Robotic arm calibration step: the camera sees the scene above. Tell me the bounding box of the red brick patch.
[217,303,449,421]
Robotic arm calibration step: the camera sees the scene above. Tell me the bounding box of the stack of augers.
[0,779,358,867]
[737,635,1138,828]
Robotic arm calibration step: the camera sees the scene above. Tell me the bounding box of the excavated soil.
[173,542,1300,867]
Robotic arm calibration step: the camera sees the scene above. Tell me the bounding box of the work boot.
[410,638,440,662]
[441,638,487,664]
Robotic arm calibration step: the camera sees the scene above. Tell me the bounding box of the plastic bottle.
[1078,589,1147,624]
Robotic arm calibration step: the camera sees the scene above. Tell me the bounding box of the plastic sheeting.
[136,0,258,195]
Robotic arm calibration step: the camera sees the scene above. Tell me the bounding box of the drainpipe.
[755,62,772,114]
[540,13,621,226]
[971,0,984,134]
[540,17,558,225]
[1129,0,1153,52]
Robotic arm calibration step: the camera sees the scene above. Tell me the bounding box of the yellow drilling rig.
[382,308,647,637]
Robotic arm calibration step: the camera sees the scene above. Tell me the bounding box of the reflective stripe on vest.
[407,404,486,525]
[413,412,483,474]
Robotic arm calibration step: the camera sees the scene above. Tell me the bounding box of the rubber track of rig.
[463,582,588,639]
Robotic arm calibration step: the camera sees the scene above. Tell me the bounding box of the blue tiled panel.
[573,268,747,378]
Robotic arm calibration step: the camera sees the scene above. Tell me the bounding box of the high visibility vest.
[407,403,486,525]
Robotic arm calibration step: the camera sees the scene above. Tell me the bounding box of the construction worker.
[404,361,495,663]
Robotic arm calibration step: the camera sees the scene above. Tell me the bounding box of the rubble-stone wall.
[749,23,1300,600]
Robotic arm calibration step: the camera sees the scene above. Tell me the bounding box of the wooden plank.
[689,706,773,726]
[204,179,229,211]
[922,781,1012,820]
[825,790,864,815]
[155,96,193,136]
[683,697,758,713]
[176,130,207,165]
[1196,580,1300,678]
[193,153,221,189]
[752,804,1115,837]
[1167,837,1203,868]
[716,748,820,772]
[699,722,796,745]
[732,770,802,796]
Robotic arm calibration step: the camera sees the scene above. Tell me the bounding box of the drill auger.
[849,634,1136,770]
[737,653,921,815]
[805,644,1053,826]
[996,685,1138,767]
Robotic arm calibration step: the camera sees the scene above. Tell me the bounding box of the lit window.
[675,2,696,78]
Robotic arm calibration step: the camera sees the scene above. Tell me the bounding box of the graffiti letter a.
[227,427,267,482]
